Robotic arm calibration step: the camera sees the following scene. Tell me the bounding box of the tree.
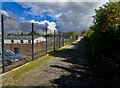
[28,31,40,36]
[63,32,77,39]
[21,32,24,35]
[87,2,120,63]
[93,2,120,32]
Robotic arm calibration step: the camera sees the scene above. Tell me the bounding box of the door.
[14,48,19,54]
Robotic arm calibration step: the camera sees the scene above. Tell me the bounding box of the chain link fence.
[0,14,78,73]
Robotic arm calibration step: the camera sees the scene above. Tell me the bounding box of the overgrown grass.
[2,55,53,86]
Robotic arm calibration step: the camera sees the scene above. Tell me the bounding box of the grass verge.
[2,39,78,86]
[2,55,53,86]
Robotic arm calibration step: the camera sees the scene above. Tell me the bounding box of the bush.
[86,2,120,65]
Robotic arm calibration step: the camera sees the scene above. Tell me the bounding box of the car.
[4,50,26,62]
[0,53,12,66]
[0,48,26,63]
[0,58,2,67]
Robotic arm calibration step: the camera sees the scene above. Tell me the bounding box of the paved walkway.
[18,37,119,87]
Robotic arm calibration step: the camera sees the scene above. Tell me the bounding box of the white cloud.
[16,1,109,33]
[55,13,62,18]
[30,20,57,32]
[0,10,9,16]
[2,0,109,33]
[47,22,56,31]
[30,20,39,24]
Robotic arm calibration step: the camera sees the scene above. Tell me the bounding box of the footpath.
[2,37,120,87]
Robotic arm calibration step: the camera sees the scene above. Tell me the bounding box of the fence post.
[1,14,5,73]
[46,27,47,54]
[54,30,55,51]
[32,23,34,60]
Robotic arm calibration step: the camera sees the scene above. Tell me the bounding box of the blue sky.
[1,0,109,33]
[2,2,57,22]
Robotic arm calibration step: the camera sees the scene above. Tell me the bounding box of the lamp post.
[78,26,80,34]
[58,31,61,49]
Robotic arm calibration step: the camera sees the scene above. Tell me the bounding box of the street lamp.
[78,26,80,33]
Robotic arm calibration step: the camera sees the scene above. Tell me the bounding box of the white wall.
[34,37,46,43]
[4,39,11,43]
[4,39,31,44]
[4,37,46,44]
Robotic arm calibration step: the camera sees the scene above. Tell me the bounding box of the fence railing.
[0,14,78,73]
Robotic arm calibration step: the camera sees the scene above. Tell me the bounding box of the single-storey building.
[4,36,46,59]
[4,36,46,44]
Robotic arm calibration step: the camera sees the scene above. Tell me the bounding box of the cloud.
[2,1,109,34]
[2,16,56,35]
[16,1,109,33]
[30,20,57,32]
[0,10,9,16]
[0,10,9,34]
[2,17,47,34]
[14,0,109,2]
[3,16,32,34]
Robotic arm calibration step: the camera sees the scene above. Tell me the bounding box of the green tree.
[88,2,120,63]
[93,2,120,32]
[28,31,40,36]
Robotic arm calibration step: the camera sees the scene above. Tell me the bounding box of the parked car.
[0,53,12,66]
[0,48,26,63]
[4,50,26,62]
[0,57,2,67]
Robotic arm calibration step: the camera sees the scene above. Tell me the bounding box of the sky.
[0,0,109,34]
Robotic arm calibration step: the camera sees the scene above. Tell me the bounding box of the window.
[21,40,23,43]
[28,40,31,43]
[11,40,14,43]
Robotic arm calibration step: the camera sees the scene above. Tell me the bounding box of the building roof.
[4,36,42,40]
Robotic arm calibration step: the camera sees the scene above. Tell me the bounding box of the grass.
[2,55,53,86]
[2,39,78,86]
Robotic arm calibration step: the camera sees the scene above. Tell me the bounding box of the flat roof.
[4,36,42,40]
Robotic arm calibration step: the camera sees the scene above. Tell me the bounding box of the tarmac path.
[17,37,120,87]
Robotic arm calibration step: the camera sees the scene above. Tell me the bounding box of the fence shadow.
[49,38,120,87]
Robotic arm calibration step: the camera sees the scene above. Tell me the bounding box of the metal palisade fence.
[0,14,78,73]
